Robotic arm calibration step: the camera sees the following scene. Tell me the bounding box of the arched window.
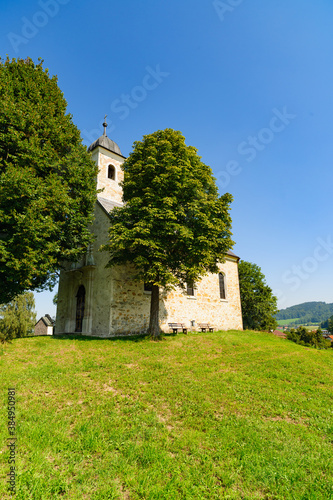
[75,285,85,332]
[144,282,153,292]
[187,282,195,296]
[219,273,226,300]
[108,164,116,180]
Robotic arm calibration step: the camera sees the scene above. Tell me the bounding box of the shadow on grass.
[5,330,244,346]
[50,329,227,343]
[4,331,195,346]
[50,332,180,343]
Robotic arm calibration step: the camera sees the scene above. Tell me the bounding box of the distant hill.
[276,301,333,325]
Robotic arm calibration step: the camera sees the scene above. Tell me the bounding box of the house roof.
[273,330,287,338]
[44,313,53,323]
[35,315,54,327]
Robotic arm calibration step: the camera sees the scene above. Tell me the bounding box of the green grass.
[1,330,333,499]
[303,325,320,331]
[277,320,320,330]
[277,319,300,326]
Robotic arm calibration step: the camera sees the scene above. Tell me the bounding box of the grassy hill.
[1,330,333,499]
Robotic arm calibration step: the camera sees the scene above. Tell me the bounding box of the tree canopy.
[238,260,278,331]
[321,315,333,333]
[103,128,234,336]
[287,326,331,349]
[0,57,98,304]
[0,291,36,343]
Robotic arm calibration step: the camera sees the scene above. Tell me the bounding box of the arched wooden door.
[75,285,85,332]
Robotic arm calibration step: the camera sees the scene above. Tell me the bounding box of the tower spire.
[103,115,108,136]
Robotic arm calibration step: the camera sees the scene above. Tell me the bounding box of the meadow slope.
[1,330,333,499]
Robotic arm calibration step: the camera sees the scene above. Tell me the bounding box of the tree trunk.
[148,285,160,338]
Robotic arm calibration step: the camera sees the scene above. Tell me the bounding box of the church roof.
[227,250,239,259]
[97,196,123,215]
[226,249,239,260]
[88,134,123,156]
[88,119,124,156]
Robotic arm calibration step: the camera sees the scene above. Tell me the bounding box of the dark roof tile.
[88,134,123,156]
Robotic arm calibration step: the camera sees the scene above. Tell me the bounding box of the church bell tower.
[87,118,126,205]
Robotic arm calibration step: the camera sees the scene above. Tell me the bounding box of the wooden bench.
[198,323,214,332]
[168,323,188,335]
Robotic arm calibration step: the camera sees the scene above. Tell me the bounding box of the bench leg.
[183,328,188,334]
[172,329,178,335]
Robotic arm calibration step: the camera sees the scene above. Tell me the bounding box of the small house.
[34,315,54,336]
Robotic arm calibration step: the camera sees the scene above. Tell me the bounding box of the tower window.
[108,164,116,180]
[187,282,195,296]
[219,273,226,299]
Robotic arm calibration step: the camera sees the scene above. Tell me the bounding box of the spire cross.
[103,115,108,136]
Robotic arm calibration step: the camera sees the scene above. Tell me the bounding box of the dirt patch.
[266,415,307,425]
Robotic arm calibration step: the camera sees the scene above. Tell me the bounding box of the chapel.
[55,125,243,336]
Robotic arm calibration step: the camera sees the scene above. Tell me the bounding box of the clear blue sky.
[1,0,333,318]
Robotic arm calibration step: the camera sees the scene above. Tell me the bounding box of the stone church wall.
[106,257,243,335]
[162,257,243,331]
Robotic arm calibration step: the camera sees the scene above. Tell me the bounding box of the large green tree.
[329,318,333,334]
[0,57,98,303]
[0,292,36,342]
[238,260,278,331]
[103,128,234,337]
[321,315,333,333]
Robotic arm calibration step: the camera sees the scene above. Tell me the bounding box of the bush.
[0,292,36,343]
[287,326,331,349]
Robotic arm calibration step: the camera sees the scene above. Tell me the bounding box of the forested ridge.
[276,301,333,324]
